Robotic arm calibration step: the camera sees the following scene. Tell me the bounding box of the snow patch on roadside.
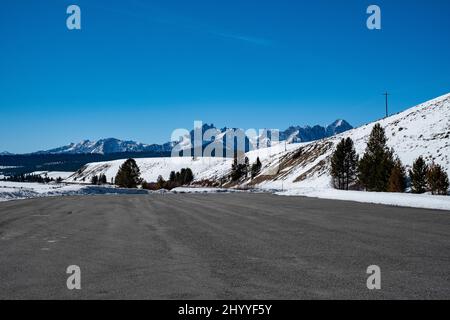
[276,188,450,211]
[0,181,148,202]
[170,187,251,194]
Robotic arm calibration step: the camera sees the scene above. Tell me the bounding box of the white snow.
[276,188,450,211]
[0,181,148,202]
[171,187,235,193]
[30,171,75,179]
[171,187,256,194]
[66,157,234,184]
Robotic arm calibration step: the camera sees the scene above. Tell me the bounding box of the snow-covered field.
[0,181,148,202]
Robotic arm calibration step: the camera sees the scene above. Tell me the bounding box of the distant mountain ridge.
[35,138,174,155]
[32,120,353,155]
[280,119,353,143]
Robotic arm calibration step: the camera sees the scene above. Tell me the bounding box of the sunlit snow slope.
[67,93,450,191]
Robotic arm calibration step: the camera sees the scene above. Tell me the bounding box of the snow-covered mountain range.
[35,138,174,155]
[67,92,450,193]
[34,120,352,155]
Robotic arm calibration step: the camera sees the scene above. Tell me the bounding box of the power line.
[383,92,390,118]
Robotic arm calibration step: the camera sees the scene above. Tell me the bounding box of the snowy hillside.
[29,171,75,180]
[67,93,449,195]
[240,92,450,191]
[66,157,234,184]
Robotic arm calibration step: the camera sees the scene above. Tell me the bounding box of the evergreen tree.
[343,138,358,190]
[156,175,166,189]
[99,174,107,184]
[357,124,394,191]
[231,153,246,181]
[244,157,250,178]
[180,168,187,184]
[184,168,194,184]
[331,138,358,190]
[409,156,428,194]
[388,157,407,193]
[426,163,449,195]
[331,139,346,190]
[115,158,142,188]
[251,157,262,179]
[169,171,176,182]
[91,175,99,185]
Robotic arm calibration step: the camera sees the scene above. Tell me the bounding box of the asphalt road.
[0,193,449,299]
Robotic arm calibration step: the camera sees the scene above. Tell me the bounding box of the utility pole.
[383,92,390,118]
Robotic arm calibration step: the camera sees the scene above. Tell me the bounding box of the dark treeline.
[0,151,171,176]
[230,155,262,182]
[142,168,194,191]
[2,174,61,184]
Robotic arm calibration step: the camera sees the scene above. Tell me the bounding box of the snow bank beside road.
[276,188,450,211]
[0,181,148,202]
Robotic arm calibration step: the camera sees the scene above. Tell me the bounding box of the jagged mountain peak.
[32,120,353,155]
[36,138,171,155]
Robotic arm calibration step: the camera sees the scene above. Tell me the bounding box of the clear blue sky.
[1,0,449,153]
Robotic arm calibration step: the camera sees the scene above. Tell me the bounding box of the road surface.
[0,193,449,299]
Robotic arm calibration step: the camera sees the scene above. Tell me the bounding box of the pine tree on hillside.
[169,171,176,182]
[115,158,142,188]
[251,157,262,179]
[99,174,107,184]
[388,157,407,193]
[231,153,247,181]
[357,124,395,191]
[91,175,99,185]
[343,138,358,190]
[331,138,358,190]
[157,175,166,189]
[179,168,187,184]
[244,157,250,178]
[331,139,345,189]
[427,163,449,195]
[184,168,194,184]
[409,156,428,194]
